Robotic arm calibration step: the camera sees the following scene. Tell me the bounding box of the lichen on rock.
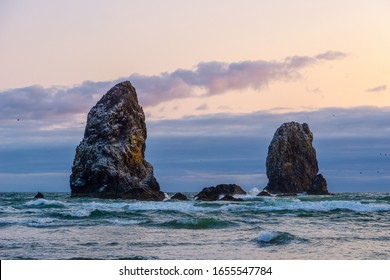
[70,81,165,201]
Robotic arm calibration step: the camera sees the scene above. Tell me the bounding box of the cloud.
[0,50,347,123]
[0,80,117,121]
[306,87,322,94]
[148,106,390,139]
[315,51,348,60]
[1,106,389,192]
[365,84,387,93]
[196,104,208,111]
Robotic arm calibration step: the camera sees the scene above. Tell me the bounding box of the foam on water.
[27,218,60,227]
[110,219,144,225]
[64,209,93,217]
[126,201,205,212]
[160,218,233,229]
[257,231,280,242]
[256,230,295,245]
[25,199,65,208]
[248,187,261,196]
[265,200,390,212]
[220,199,390,213]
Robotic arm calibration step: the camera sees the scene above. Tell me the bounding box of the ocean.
[1,191,389,260]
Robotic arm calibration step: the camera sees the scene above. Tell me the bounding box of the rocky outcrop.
[194,184,246,201]
[307,174,328,195]
[34,192,44,199]
[171,192,188,200]
[70,81,165,201]
[264,122,329,195]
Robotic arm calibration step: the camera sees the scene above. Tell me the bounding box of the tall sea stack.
[70,81,165,201]
[264,122,329,195]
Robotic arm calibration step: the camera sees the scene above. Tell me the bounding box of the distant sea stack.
[70,81,165,201]
[264,122,329,195]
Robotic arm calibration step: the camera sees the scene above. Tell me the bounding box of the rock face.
[264,122,329,195]
[70,81,165,201]
[194,184,246,201]
[171,192,188,200]
[307,174,328,195]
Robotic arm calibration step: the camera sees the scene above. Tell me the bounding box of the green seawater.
[0,192,389,259]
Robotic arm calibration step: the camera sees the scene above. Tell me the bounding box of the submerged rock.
[171,192,188,200]
[194,184,246,201]
[70,81,165,201]
[219,194,244,201]
[34,192,44,199]
[264,122,329,195]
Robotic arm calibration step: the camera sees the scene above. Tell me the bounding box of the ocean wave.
[63,209,93,218]
[126,201,205,212]
[220,200,390,213]
[159,218,234,229]
[24,199,66,208]
[26,217,61,228]
[276,200,390,212]
[110,219,145,225]
[256,230,295,245]
[0,206,20,214]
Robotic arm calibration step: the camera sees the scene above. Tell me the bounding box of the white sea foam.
[0,206,19,214]
[248,187,261,196]
[126,201,205,212]
[80,201,128,212]
[27,218,59,227]
[264,200,390,212]
[257,231,280,242]
[24,199,65,207]
[65,209,92,217]
[110,219,144,225]
[220,199,390,213]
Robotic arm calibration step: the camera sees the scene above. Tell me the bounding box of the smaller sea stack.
[264,122,329,195]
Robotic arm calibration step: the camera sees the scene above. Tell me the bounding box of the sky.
[0,0,389,193]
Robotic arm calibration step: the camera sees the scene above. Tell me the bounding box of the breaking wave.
[256,230,295,245]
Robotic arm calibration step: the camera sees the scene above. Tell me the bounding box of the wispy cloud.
[134,51,347,103]
[0,51,347,123]
[315,51,348,60]
[0,81,116,121]
[195,104,208,111]
[365,84,387,93]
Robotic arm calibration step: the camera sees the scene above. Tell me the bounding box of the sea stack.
[70,81,165,201]
[264,122,329,195]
